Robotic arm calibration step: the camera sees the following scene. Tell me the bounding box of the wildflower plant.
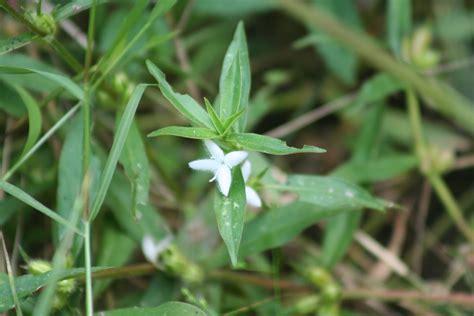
[148,22,327,265]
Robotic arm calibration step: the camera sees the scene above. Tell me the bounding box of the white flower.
[242,160,262,208]
[141,234,173,265]
[188,140,248,196]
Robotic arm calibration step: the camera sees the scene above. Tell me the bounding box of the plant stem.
[406,88,474,246]
[278,0,474,136]
[0,0,48,36]
[84,221,94,316]
[49,39,83,73]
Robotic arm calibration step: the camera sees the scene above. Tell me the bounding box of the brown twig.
[411,179,431,273]
[265,93,356,138]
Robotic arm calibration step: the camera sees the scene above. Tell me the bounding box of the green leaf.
[94,226,135,298]
[0,267,106,313]
[12,86,42,159]
[89,84,148,221]
[333,154,417,184]
[0,181,82,236]
[54,0,110,21]
[207,202,349,267]
[218,21,250,132]
[222,107,246,135]
[99,302,206,316]
[387,0,412,58]
[274,175,386,211]
[146,61,213,129]
[205,97,225,134]
[228,133,326,155]
[214,167,246,266]
[0,65,84,101]
[119,120,150,219]
[148,126,219,139]
[0,33,37,56]
[194,0,275,17]
[348,73,403,114]
[55,116,84,249]
[310,0,362,84]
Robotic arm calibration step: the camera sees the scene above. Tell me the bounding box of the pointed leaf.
[205,98,225,133]
[274,175,386,211]
[218,21,250,132]
[146,61,212,129]
[214,167,246,266]
[228,133,326,155]
[387,0,412,58]
[148,126,219,139]
[89,84,148,221]
[0,33,37,56]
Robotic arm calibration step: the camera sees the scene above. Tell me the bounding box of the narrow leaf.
[214,167,246,266]
[0,65,84,100]
[89,84,148,221]
[148,126,219,139]
[146,61,212,129]
[13,86,42,159]
[387,0,412,58]
[0,33,37,56]
[218,21,250,132]
[0,181,82,236]
[205,98,225,133]
[228,132,326,155]
[119,121,150,218]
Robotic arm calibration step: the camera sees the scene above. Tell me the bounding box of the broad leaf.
[99,302,206,316]
[228,133,326,155]
[218,21,250,132]
[148,126,219,139]
[273,175,386,211]
[214,167,246,267]
[146,61,213,129]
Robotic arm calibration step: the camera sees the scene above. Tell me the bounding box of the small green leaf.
[214,167,246,266]
[275,175,385,211]
[228,133,326,155]
[12,86,42,159]
[89,84,148,221]
[148,126,219,139]
[0,181,82,236]
[146,61,213,129]
[205,98,225,134]
[0,33,37,56]
[99,302,206,316]
[222,107,246,135]
[218,21,250,132]
[0,65,84,101]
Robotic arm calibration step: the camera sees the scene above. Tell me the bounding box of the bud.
[25,11,57,39]
[28,259,52,275]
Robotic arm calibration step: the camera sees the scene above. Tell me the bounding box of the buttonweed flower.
[242,160,262,208]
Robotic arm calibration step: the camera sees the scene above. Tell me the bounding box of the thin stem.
[84,221,94,316]
[406,89,474,246]
[37,0,43,15]
[2,103,81,181]
[50,39,83,73]
[0,232,23,316]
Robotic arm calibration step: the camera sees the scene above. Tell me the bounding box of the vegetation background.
[0,0,473,315]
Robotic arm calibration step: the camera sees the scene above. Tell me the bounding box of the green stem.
[406,88,474,246]
[50,39,83,73]
[278,0,474,136]
[84,221,94,316]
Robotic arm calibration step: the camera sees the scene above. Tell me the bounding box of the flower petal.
[188,159,221,172]
[241,160,251,182]
[141,234,173,264]
[216,165,232,196]
[224,151,248,168]
[245,186,262,208]
[204,140,224,161]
